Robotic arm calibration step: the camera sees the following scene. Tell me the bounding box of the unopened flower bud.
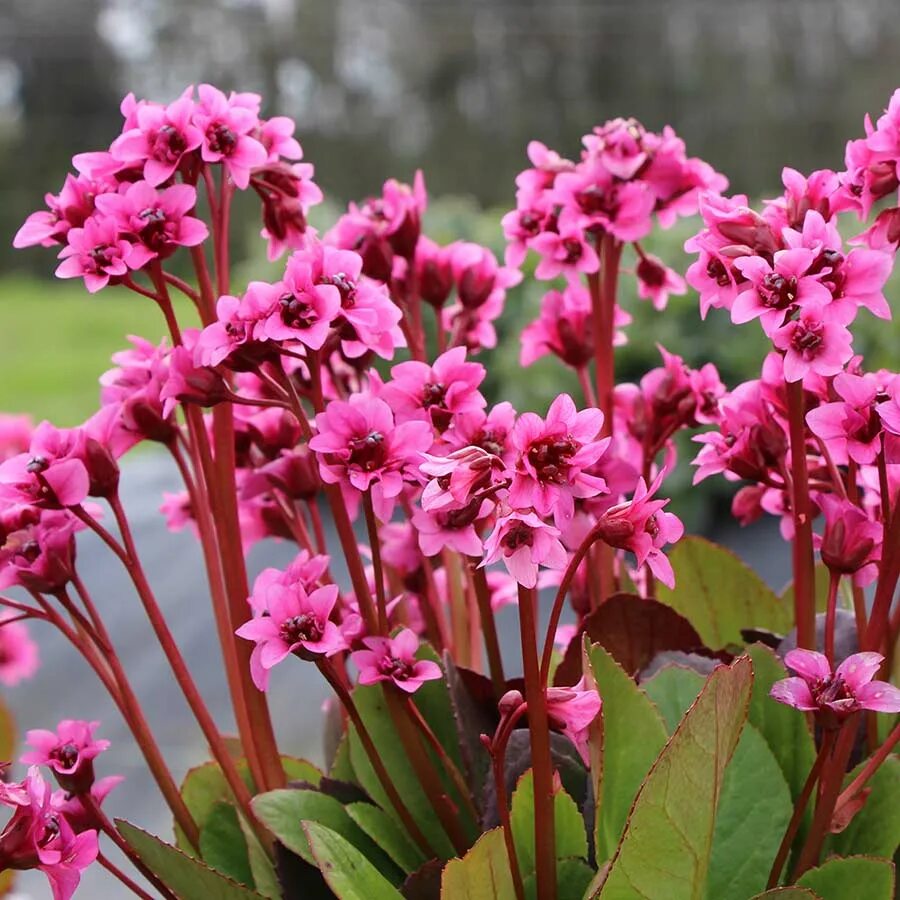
[498,689,524,718]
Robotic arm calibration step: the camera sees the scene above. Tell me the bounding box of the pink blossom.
[0,612,39,686]
[876,375,900,462]
[598,470,684,587]
[420,445,507,512]
[194,292,264,367]
[521,282,594,369]
[442,402,517,464]
[771,650,900,720]
[806,372,883,465]
[192,84,267,189]
[0,414,33,462]
[255,162,323,260]
[530,227,600,280]
[54,215,137,293]
[52,776,124,835]
[764,167,842,230]
[236,582,344,690]
[0,766,98,900]
[771,301,855,383]
[546,676,602,764]
[258,116,303,162]
[351,628,441,694]
[509,394,609,526]
[379,347,486,431]
[14,173,108,250]
[412,499,490,558]
[22,720,109,794]
[450,241,522,310]
[110,89,203,185]
[95,181,207,265]
[482,510,567,589]
[635,253,686,310]
[0,508,79,594]
[309,394,433,520]
[584,117,649,179]
[815,494,882,586]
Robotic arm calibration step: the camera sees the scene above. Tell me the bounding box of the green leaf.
[175,756,322,852]
[117,819,265,900]
[829,756,900,859]
[749,890,821,899]
[237,814,280,900]
[510,770,587,875]
[348,683,457,859]
[523,858,594,900]
[440,827,516,899]
[779,563,831,615]
[329,733,358,783]
[588,644,668,860]
[797,856,895,900]
[656,537,791,648]
[593,656,753,899]
[199,801,254,887]
[641,665,705,733]
[345,801,427,874]
[303,821,404,900]
[251,788,399,879]
[705,725,792,900]
[746,645,817,809]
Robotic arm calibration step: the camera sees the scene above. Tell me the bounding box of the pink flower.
[192,84,267,189]
[52,775,124,835]
[771,650,900,721]
[530,227,600,280]
[443,402,517,464]
[94,181,208,265]
[236,582,344,690]
[14,173,108,250]
[546,676,602,764]
[0,414,33,462]
[420,445,507,512]
[816,494,882,587]
[255,162,323,260]
[598,470,684,587]
[110,89,203,185]
[309,394,433,520]
[379,347,486,431]
[482,510,567,589]
[412,500,489,558]
[450,242,522,310]
[765,167,842,230]
[22,720,109,794]
[806,372,884,465]
[771,301,855,383]
[509,394,609,526]
[351,628,442,694]
[193,291,267,368]
[0,508,79,594]
[54,215,137,293]
[635,253,686,311]
[521,281,594,370]
[0,612,39,686]
[258,116,303,162]
[0,766,99,900]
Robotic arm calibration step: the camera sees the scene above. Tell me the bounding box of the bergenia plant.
[1,84,898,900]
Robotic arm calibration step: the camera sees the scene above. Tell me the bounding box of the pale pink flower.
[635,253,686,311]
[546,676,602,764]
[192,84,267,189]
[530,227,600,280]
[806,372,884,465]
[55,215,137,293]
[236,582,344,690]
[22,720,110,794]
[0,414,33,462]
[412,500,489,558]
[0,612,39,686]
[420,445,507,512]
[351,628,441,694]
[482,510,567,589]
[509,394,609,526]
[442,402,517,464]
[771,650,900,719]
[771,301,855,383]
[110,89,203,185]
[159,491,197,538]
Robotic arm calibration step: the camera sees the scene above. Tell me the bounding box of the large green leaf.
[797,856,895,900]
[117,820,265,900]
[347,683,457,859]
[345,801,427,874]
[593,656,753,899]
[523,858,594,900]
[749,890,821,899]
[656,537,791,648]
[509,770,587,875]
[588,644,668,861]
[705,725,792,900]
[199,801,254,887]
[829,756,900,859]
[303,821,404,900]
[237,813,280,899]
[641,664,705,733]
[251,788,398,879]
[440,827,516,899]
[175,756,322,852]
[746,645,816,808]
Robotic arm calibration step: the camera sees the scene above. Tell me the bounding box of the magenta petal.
[855,680,900,713]
[769,676,817,711]
[835,651,884,692]
[784,648,831,682]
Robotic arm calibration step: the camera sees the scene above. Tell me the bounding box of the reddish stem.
[97,853,159,900]
[824,570,841,666]
[833,719,900,815]
[362,490,389,632]
[469,560,507,699]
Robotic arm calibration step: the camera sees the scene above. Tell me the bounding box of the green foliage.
[587,643,668,861]
[199,801,255,888]
[117,820,265,900]
[345,802,428,874]
[592,656,752,899]
[302,822,404,900]
[439,828,516,900]
[796,856,896,900]
[656,536,792,648]
[640,664,705,733]
[522,859,595,900]
[509,770,587,874]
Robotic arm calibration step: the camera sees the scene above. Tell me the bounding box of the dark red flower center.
[562,238,583,263]
[378,656,414,680]
[207,123,238,156]
[527,436,577,484]
[152,125,187,163]
[759,273,797,309]
[318,273,357,308]
[791,320,824,355]
[279,293,316,329]
[279,613,322,645]
[706,257,731,288]
[501,521,534,552]
[50,742,80,770]
[348,431,387,471]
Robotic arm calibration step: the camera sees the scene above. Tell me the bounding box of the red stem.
[362,491,389,632]
[824,570,841,666]
[97,853,159,900]
[833,719,900,814]
[469,561,507,699]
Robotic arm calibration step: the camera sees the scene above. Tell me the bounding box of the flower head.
[482,510,567,589]
[0,612,39,686]
[22,721,110,795]
[546,676,602,764]
[351,628,442,694]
